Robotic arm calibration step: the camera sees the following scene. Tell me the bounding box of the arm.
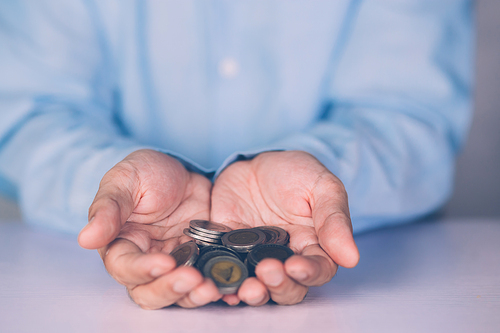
[0,0,142,233]
[215,0,474,233]
[211,0,474,305]
[0,1,220,308]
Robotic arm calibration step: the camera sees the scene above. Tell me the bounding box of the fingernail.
[263,270,284,287]
[291,270,309,282]
[173,280,192,294]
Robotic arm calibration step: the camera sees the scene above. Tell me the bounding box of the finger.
[285,244,338,287]
[222,294,241,306]
[311,177,360,268]
[78,166,139,249]
[129,266,204,310]
[255,258,308,305]
[102,238,176,286]
[237,277,270,306]
[176,278,222,308]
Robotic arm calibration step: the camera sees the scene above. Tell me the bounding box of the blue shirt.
[0,0,474,234]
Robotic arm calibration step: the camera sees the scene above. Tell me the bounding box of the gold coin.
[210,260,242,284]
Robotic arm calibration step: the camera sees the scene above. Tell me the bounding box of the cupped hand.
[210,151,359,306]
[78,149,221,309]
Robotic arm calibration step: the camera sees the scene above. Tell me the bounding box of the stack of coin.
[183,220,232,246]
[180,221,293,295]
[245,244,295,276]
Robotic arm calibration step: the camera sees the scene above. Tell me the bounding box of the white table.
[1,218,499,333]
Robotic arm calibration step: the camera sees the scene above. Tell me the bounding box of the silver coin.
[189,220,232,235]
[188,227,223,240]
[254,226,279,244]
[221,228,266,253]
[183,228,222,244]
[169,241,199,267]
[246,244,294,276]
[258,226,289,245]
[247,244,294,266]
[203,256,248,294]
[193,238,221,247]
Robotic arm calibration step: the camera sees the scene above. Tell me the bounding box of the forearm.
[214,0,475,233]
[0,106,145,233]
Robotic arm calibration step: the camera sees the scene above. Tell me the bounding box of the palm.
[115,169,211,255]
[81,149,211,253]
[210,156,319,254]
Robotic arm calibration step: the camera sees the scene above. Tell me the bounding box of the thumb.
[312,180,359,268]
[78,167,138,250]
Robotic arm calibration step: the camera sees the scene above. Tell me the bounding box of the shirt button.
[218,57,240,78]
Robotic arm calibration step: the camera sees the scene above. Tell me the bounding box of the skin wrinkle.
[109,162,141,210]
[104,243,137,285]
[287,225,318,253]
[216,182,254,225]
[227,164,260,224]
[222,160,293,227]
[305,253,336,286]
[254,170,292,226]
[247,169,268,225]
[254,153,315,223]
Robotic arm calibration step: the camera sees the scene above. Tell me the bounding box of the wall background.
[443,0,500,217]
[1,0,499,221]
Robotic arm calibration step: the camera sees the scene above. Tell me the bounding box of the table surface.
[0,218,499,333]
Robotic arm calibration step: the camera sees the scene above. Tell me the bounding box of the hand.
[210,151,359,306]
[78,149,221,309]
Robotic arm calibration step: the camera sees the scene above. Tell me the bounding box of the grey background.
[1,0,499,221]
[443,0,500,217]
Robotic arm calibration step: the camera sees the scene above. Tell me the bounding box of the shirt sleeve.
[215,0,475,234]
[0,1,147,233]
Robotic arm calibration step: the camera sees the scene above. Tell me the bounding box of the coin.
[221,228,266,253]
[258,226,289,245]
[192,238,220,247]
[199,245,242,260]
[188,227,222,240]
[254,226,279,244]
[203,256,248,294]
[183,228,222,244]
[189,220,232,235]
[246,244,295,276]
[196,248,240,272]
[169,241,199,267]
